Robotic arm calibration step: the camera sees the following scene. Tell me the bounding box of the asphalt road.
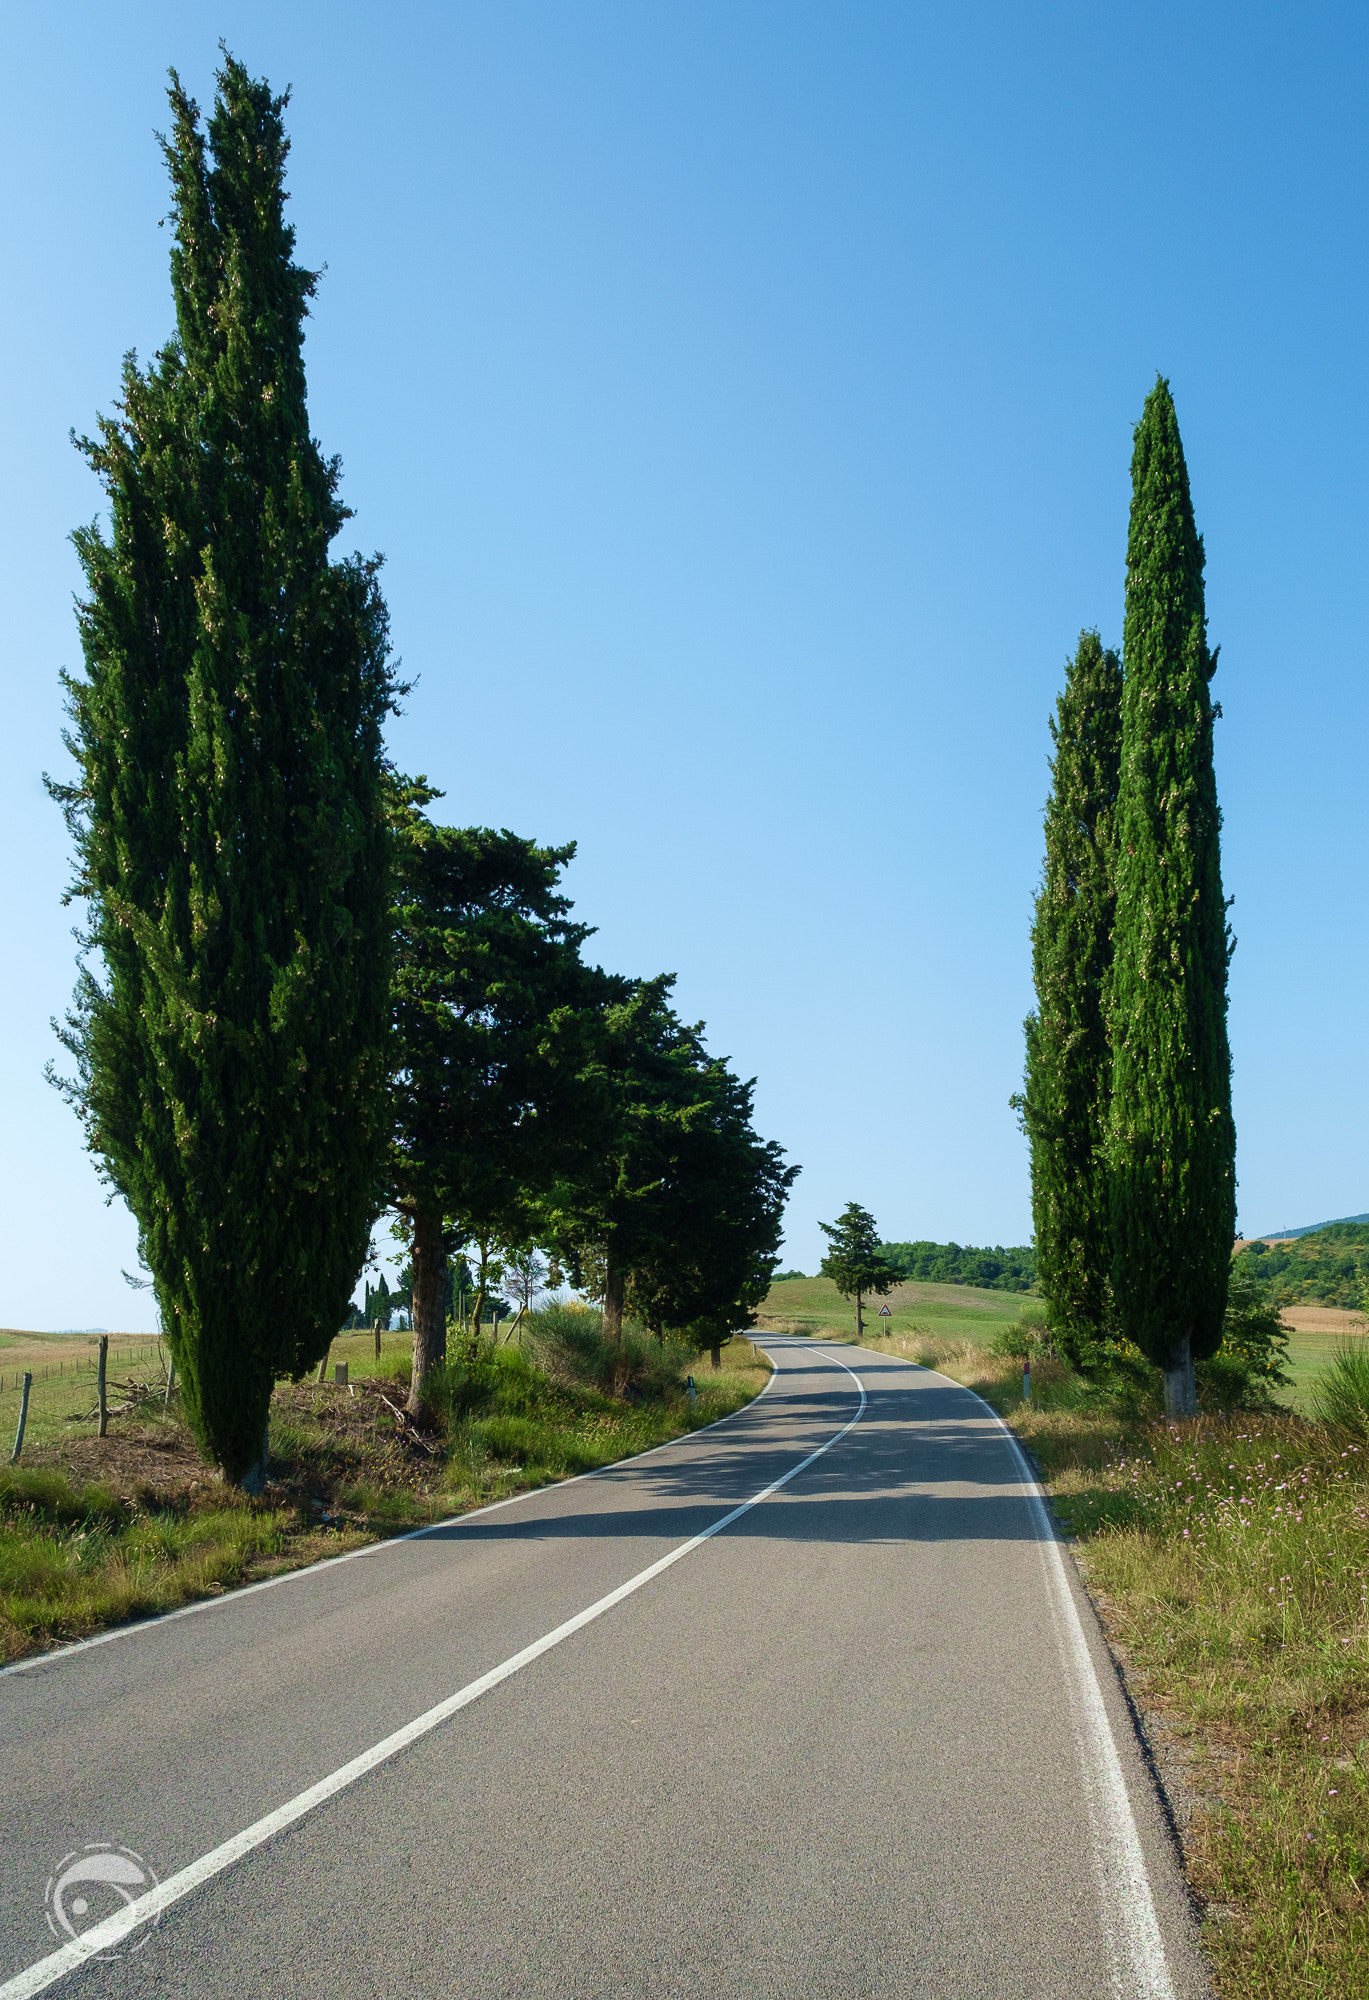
[0,1339,1209,1999]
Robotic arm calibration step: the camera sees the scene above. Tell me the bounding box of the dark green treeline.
[50,58,395,1484]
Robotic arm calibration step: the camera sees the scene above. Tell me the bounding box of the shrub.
[524,1307,690,1401]
[1311,1335,1369,1440]
[989,1302,1053,1361]
[1195,1274,1293,1412]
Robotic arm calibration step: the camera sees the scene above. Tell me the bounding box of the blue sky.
[3,2,1366,1330]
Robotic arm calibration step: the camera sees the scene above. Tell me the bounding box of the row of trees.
[1016,379,1235,1415]
[874,1238,1036,1293]
[49,57,796,1487]
[388,797,797,1409]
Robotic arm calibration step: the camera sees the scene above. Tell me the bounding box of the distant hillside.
[1255,1213,1369,1241]
[876,1240,1036,1294]
[1232,1223,1369,1309]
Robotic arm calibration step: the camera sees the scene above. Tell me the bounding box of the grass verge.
[0,1318,769,1667]
[863,1327,1368,1998]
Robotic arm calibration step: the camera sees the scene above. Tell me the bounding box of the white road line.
[899,1354,1177,2000]
[2,1352,781,1680]
[0,1350,864,1999]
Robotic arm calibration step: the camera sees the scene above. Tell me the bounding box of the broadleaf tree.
[48,57,395,1485]
[818,1202,898,1341]
[1107,377,1235,1416]
[1015,630,1122,1368]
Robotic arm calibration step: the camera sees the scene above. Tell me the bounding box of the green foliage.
[0,1466,293,1656]
[388,804,592,1245]
[47,57,394,1483]
[386,798,594,1394]
[423,1308,753,1488]
[544,978,796,1340]
[988,1302,1054,1361]
[1310,1336,1369,1440]
[525,1304,690,1400]
[1107,378,1235,1386]
[1016,631,1122,1366]
[624,1057,797,1345]
[819,1202,898,1335]
[1218,1273,1293,1383]
[877,1239,1036,1292]
[1232,1225,1369,1309]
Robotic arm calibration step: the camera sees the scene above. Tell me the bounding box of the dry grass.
[879,1334,1369,1998]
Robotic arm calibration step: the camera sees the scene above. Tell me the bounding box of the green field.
[756,1279,1365,1415]
[755,1274,1024,1343]
[1278,1317,1365,1410]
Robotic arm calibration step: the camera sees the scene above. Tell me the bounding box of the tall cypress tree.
[48,57,395,1484]
[1107,378,1235,1415]
[1017,631,1122,1367]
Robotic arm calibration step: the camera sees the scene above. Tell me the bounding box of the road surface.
[0,1338,1209,1998]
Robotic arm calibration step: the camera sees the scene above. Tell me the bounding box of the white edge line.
[2,1353,782,1680]
[874,1345,1176,2000]
[0,1349,863,2000]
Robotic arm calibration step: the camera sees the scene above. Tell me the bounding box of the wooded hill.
[1231,1224,1369,1308]
[875,1241,1037,1293]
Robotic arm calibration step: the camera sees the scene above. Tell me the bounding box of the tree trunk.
[710,1342,721,1370]
[1162,1334,1197,1417]
[602,1250,625,1343]
[407,1206,448,1418]
[240,1423,269,1496]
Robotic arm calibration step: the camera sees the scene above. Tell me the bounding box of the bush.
[524,1306,689,1401]
[1311,1335,1369,1439]
[1195,1273,1294,1413]
[989,1302,1053,1361]
[423,1345,544,1428]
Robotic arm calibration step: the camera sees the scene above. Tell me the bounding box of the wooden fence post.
[10,1374,32,1463]
[97,1335,109,1438]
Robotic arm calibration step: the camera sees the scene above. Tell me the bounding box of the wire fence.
[2,1342,165,1395]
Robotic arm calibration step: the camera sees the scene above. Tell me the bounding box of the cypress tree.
[1017,631,1122,1367]
[48,57,395,1485]
[1107,378,1235,1415]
